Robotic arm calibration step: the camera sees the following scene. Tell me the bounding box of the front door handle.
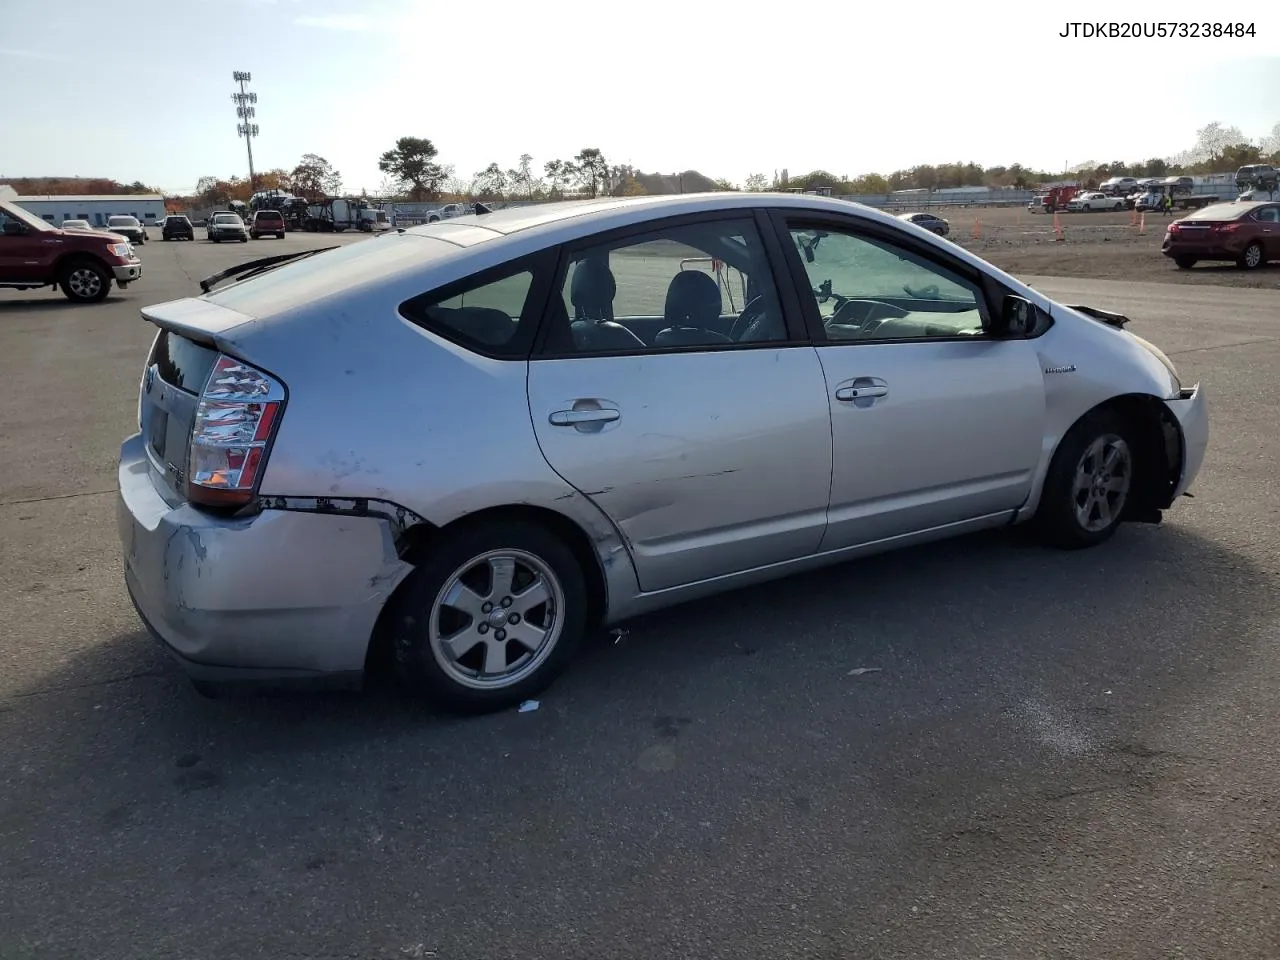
[835,383,889,402]
[549,408,620,426]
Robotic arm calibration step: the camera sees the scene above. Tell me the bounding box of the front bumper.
[117,433,412,684]
[112,260,142,283]
[209,229,246,240]
[1163,383,1208,500]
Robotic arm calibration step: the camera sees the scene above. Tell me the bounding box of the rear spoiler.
[1065,304,1130,329]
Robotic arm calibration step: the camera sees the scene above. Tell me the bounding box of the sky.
[2,0,1279,195]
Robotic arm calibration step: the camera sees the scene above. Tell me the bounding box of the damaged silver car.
[118,192,1208,713]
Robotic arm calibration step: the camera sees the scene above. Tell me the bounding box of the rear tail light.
[188,354,285,508]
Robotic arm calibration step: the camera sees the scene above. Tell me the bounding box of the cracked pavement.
[2,234,1278,959]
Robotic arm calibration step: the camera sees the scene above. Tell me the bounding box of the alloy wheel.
[428,549,565,690]
[1071,433,1132,532]
[67,268,102,299]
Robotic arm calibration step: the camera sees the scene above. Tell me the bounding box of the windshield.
[108,216,138,227]
[213,214,241,224]
[0,200,54,232]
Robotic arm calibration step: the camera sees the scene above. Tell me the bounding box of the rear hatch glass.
[140,330,219,499]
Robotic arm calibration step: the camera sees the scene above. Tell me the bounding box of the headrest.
[663,270,722,326]
[570,254,616,321]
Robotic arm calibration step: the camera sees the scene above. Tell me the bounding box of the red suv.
[249,210,286,239]
[1162,200,1280,270]
[0,199,143,303]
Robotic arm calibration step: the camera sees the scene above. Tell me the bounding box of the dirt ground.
[925,204,1280,289]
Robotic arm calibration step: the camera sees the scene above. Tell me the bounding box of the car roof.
[403,192,930,248]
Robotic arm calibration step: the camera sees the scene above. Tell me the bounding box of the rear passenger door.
[526,211,834,593]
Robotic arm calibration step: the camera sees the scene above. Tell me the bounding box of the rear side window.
[398,254,551,359]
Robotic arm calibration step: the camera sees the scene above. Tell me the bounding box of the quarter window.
[785,224,987,343]
[547,217,788,355]
[400,266,536,356]
[1254,207,1279,223]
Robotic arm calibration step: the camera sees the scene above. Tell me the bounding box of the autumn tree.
[257,168,294,193]
[291,154,341,200]
[378,137,446,201]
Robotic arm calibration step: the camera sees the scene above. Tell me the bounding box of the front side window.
[786,223,986,343]
[548,217,787,355]
[1253,206,1279,223]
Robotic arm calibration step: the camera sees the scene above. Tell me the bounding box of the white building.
[7,192,167,228]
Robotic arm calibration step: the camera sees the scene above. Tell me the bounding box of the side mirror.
[2,220,27,237]
[999,294,1034,337]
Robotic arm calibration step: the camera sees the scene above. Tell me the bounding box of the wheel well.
[54,252,108,277]
[1082,394,1182,514]
[364,504,610,680]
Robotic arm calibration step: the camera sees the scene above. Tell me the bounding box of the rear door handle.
[549,408,620,426]
[835,383,889,402]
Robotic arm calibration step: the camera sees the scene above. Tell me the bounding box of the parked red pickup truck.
[0,199,143,303]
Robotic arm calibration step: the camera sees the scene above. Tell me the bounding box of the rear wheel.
[1239,242,1264,270]
[58,259,111,303]
[389,521,589,714]
[1174,257,1196,269]
[1034,411,1136,550]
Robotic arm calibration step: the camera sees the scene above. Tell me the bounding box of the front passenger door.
[773,215,1046,552]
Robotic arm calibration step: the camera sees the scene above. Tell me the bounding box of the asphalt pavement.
[2,229,1278,960]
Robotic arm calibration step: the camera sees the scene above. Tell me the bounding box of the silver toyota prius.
[118,192,1209,713]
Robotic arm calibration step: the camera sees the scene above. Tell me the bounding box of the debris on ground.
[847,667,883,677]
[610,628,630,646]
[518,700,540,713]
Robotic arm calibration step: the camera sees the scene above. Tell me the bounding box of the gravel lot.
[2,225,1278,960]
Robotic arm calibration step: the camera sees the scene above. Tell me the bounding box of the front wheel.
[58,259,112,303]
[1174,257,1196,269]
[1033,411,1136,550]
[389,521,589,714]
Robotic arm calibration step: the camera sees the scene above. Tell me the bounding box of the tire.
[389,520,589,714]
[1174,257,1197,269]
[240,236,248,243]
[1239,242,1264,270]
[277,232,285,239]
[58,258,111,303]
[1033,410,1136,550]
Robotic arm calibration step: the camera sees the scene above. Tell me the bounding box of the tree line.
[28,118,1278,207]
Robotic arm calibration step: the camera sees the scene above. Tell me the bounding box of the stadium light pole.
[231,71,259,192]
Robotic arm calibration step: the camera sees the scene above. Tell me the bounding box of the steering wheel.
[729,295,769,341]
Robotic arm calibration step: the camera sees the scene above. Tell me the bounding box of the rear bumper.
[1161,239,1245,260]
[117,433,413,684]
[1164,383,1208,500]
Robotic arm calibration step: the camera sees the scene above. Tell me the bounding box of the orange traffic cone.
[1053,211,1063,240]
[971,218,982,239]
[1138,213,1146,236]
[1130,207,1139,226]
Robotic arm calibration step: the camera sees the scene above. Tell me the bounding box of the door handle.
[549,408,620,426]
[835,384,888,402]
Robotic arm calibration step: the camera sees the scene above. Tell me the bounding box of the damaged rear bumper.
[116,433,412,686]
